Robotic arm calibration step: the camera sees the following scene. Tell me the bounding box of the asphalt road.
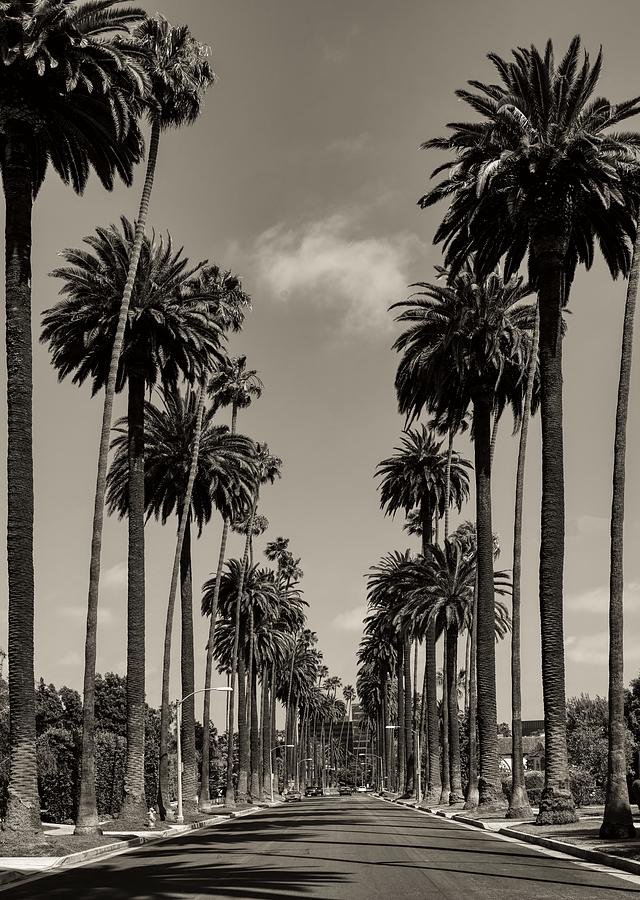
[6,795,640,899]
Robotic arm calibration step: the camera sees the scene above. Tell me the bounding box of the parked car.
[283,789,302,802]
[305,786,322,797]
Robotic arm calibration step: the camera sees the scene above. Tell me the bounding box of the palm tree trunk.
[76,116,160,834]
[464,631,471,715]
[421,498,440,805]
[250,656,260,800]
[261,665,271,801]
[236,652,249,804]
[464,579,479,810]
[284,625,297,786]
[224,502,255,807]
[180,517,197,816]
[534,244,576,825]
[3,124,40,834]
[440,633,451,805]
[396,641,406,794]
[447,624,463,804]
[201,401,239,806]
[200,518,229,807]
[472,394,503,811]
[600,232,640,840]
[121,370,147,822]
[271,667,277,793]
[157,387,206,818]
[507,306,538,820]
[404,636,414,795]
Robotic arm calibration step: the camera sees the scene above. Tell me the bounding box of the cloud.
[327,133,370,156]
[59,604,115,626]
[567,581,640,614]
[566,623,640,667]
[254,214,420,335]
[59,651,82,668]
[567,515,608,539]
[102,562,127,591]
[331,604,366,632]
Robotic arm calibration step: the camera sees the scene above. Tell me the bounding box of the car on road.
[305,786,323,797]
[283,789,302,802]
[338,785,353,796]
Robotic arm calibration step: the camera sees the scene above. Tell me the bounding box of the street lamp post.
[386,725,421,803]
[270,744,294,803]
[297,757,313,790]
[176,686,231,824]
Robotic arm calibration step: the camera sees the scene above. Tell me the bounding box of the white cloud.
[59,604,115,626]
[254,214,420,335]
[567,515,608,539]
[102,562,127,591]
[59,650,82,668]
[567,581,640,614]
[331,604,366,632]
[327,133,370,156]
[566,627,640,667]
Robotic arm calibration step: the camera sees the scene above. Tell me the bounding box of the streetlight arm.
[177,686,231,707]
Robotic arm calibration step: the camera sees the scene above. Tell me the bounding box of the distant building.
[498,733,545,773]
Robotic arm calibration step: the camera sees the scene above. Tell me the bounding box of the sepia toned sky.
[2,0,640,727]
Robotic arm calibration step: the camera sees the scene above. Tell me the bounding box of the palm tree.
[0,0,148,835]
[107,385,256,817]
[508,304,539,820]
[376,428,470,800]
[393,263,532,810]
[222,445,281,806]
[42,221,225,823]
[601,229,640,839]
[74,16,213,834]
[210,562,280,799]
[420,38,640,824]
[200,356,263,807]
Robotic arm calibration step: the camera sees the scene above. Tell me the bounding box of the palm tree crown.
[0,0,149,196]
[106,386,257,533]
[41,217,226,391]
[419,37,640,283]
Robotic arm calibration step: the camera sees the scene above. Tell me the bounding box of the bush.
[524,770,545,806]
[570,767,602,807]
[96,730,126,816]
[37,726,80,823]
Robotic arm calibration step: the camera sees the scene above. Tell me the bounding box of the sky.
[2,0,640,728]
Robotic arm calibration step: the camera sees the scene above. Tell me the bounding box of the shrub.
[524,770,545,806]
[570,767,602,807]
[96,730,126,816]
[37,726,80,823]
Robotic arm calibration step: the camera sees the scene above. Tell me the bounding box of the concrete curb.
[0,804,273,892]
[499,827,640,879]
[375,792,640,882]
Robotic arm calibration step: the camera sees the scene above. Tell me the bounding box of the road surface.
[5,795,640,899]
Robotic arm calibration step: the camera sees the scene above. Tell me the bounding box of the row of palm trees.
[0,0,320,837]
[356,36,640,840]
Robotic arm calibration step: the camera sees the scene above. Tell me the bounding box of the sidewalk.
[380,794,640,879]
[0,802,279,892]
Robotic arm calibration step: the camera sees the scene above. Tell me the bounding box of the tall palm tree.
[508,304,539,819]
[107,386,256,817]
[222,445,281,806]
[210,562,280,799]
[42,221,225,823]
[74,17,213,833]
[393,263,532,810]
[601,230,640,839]
[200,356,263,807]
[376,428,470,800]
[0,0,148,834]
[420,37,640,824]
